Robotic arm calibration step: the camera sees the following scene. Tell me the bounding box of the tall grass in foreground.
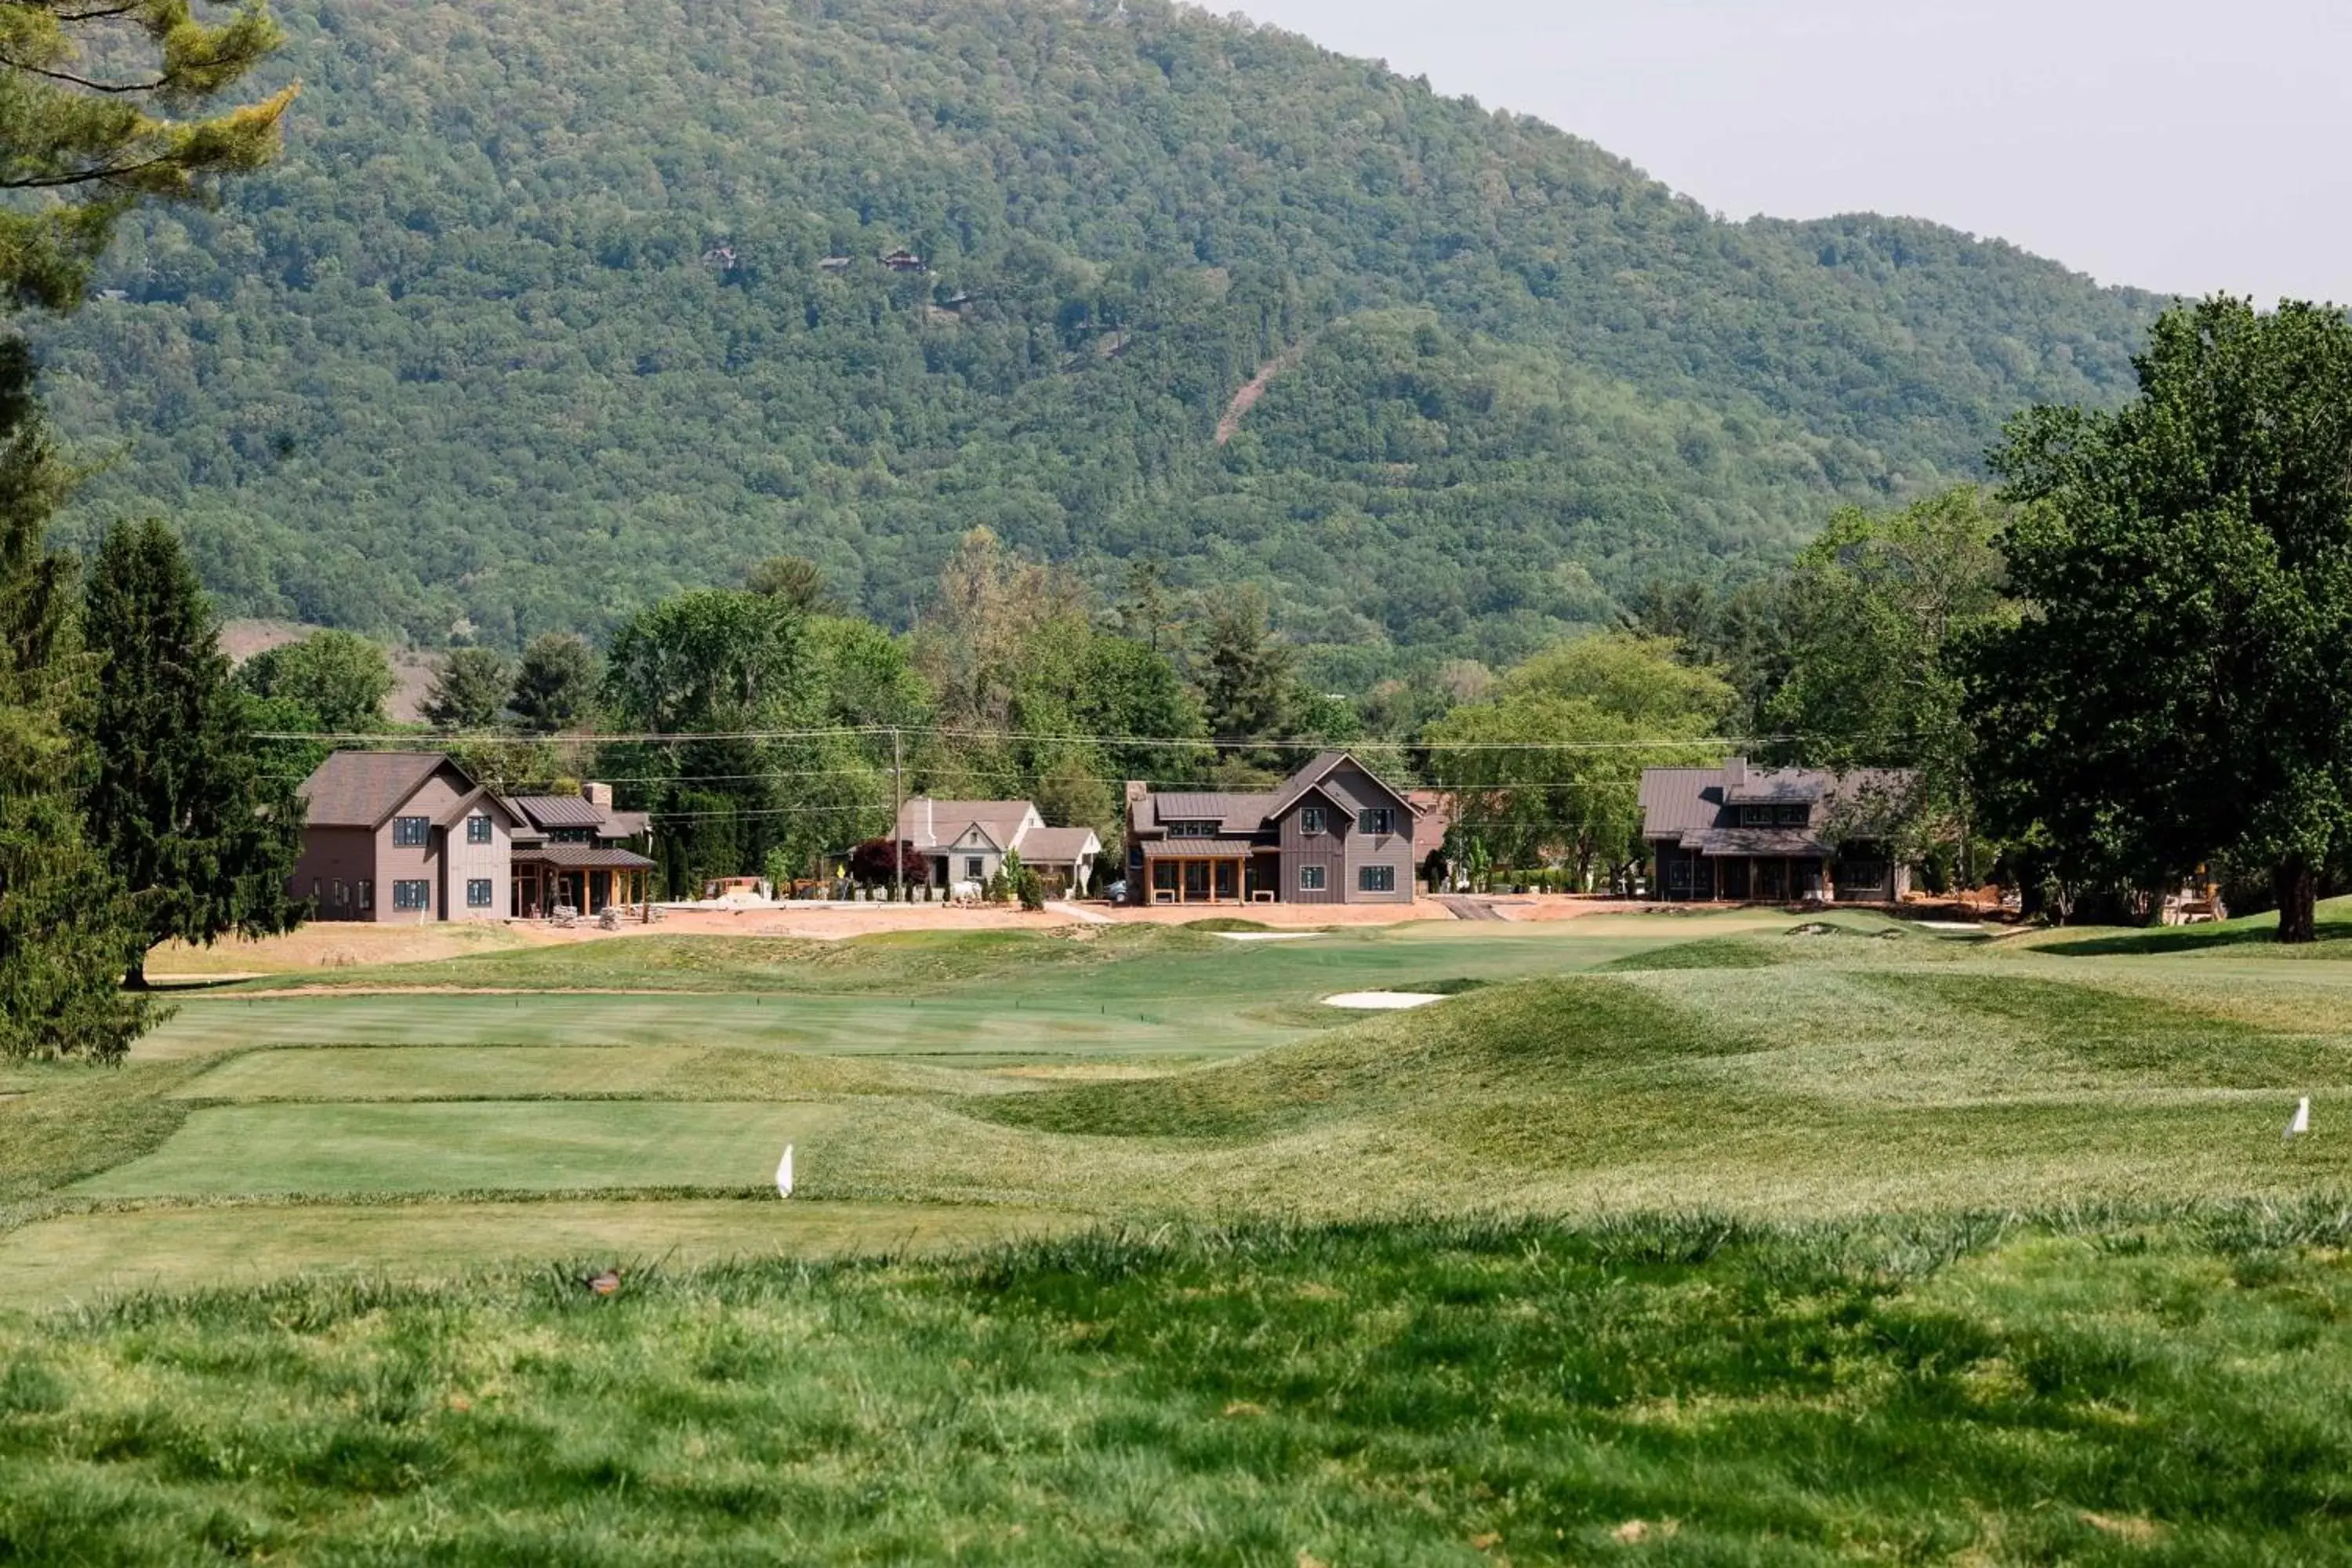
[5,1207,2352,1563]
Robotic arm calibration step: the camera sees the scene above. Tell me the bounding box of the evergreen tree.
[510,633,600,732]
[78,520,305,987]
[2,0,290,309]
[0,345,152,1058]
[1197,586,1294,746]
[425,647,513,730]
[746,554,834,613]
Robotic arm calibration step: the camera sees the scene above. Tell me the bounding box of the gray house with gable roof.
[1123,750,1421,906]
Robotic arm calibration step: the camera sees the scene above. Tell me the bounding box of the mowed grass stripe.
[0,1200,1073,1308]
[71,1103,837,1198]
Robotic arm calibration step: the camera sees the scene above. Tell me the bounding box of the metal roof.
[508,794,607,829]
[1148,793,1277,833]
[1642,759,1920,849]
[513,844,658,870]
[1139,838,1264,859]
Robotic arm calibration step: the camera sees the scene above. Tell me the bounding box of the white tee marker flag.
[776,1142,796,1199]
[2287,1098,2312,1140]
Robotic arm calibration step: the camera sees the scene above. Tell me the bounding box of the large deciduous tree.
[234,629,393,734]
[78,519,303,986]
[1766,488,2013,886]
[1968,297,2352,942]
[1428,633,1730,890]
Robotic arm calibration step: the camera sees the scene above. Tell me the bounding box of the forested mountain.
[30,0,2162,660]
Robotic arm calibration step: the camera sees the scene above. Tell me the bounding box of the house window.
[392,880,430,911]
[332,880,347,907]
[1359,865,1396,893]
[1357,808,1395,836]
[1740,805,1773,827]
[1169,820,1219,839]
[393,815,430,847]
[1301,807,1326,836]
[1777,805,1809,827]
[358,880,373,911]
[964,856,985,880]
[466,878,494,909]
[466,814,493,845]
[1299,866,1327,891]
[310,878,321,903]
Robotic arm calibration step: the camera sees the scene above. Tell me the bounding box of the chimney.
[1125,780,1150,828]
[583,782,614,810]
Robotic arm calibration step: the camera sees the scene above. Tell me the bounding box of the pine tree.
[0,0,287,1056]
[2,1,291,310]
[510,633,600,733]
[0,345,152,1058]
[425,646,513,730]
[80,519,305,988]
[1197,586,1294,744]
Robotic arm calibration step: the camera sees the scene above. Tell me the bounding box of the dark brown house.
[293,752,523,924]
[1123,751,1421,906]
[1640,757,1915,904]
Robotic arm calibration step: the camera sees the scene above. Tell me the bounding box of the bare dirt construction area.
[147,899,1494,979]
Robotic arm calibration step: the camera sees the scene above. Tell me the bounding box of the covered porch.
[1142,840,1273,906]
[512,845,659,918]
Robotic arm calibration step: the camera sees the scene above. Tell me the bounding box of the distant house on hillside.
[895,798,1102,894]
[1123,750,1421,906]
[1639,757,1915,904]
[294,752,655,921]
[293,752,524,924]
[878,249,927,273]
[506,784,658,918]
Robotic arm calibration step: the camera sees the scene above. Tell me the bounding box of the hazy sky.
[1228,0,2350,304]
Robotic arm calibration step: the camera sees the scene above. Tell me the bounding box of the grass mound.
[1181,917,1275,934]
[5,1208,2351,1562]
[972,977,1732,1140]
[234,927,1197,995]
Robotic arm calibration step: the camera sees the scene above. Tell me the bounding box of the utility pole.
[891,726,906,901]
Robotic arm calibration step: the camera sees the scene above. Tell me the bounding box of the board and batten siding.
[441,805,513,921]
[1276,789,1345,905]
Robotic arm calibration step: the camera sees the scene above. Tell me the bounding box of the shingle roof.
[299,752,454,829]
[897,799,1037,851]
[1018,827,1101,864]
[1641,759,1920,851]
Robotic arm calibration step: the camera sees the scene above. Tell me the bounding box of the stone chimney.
[1124,780,1150,829]
[583,782,614,810]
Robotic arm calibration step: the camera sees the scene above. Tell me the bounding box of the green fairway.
[13,912,2352,1559]
[74,1102,837,1198]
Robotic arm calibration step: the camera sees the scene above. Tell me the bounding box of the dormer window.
[1741,805,1773,827]
[1169,820,1220,839]
[1777,805,1809,827]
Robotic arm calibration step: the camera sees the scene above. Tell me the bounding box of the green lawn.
[11,912,2352,1559]
[74,1102,838,1198]
[5,1213,2350,1563]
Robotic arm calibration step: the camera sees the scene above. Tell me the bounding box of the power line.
[256,721,1809,753]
